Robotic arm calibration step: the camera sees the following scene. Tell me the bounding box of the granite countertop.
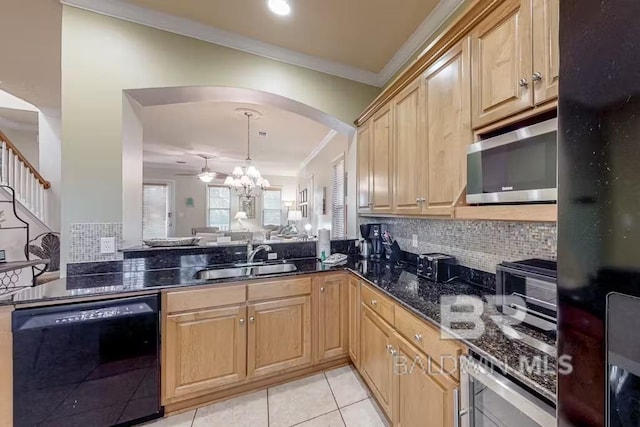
[0,256,556,402]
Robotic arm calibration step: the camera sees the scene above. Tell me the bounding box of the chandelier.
[224,111,270,199]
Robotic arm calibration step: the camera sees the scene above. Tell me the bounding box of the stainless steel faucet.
[247,243,272,263]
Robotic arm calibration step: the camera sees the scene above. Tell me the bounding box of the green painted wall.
[61,6,380,262]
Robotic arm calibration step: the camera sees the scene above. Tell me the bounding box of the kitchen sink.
[197,263,297,280]
[252,263,297,276]
[198,267,249,280]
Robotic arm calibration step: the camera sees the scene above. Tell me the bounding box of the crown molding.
[61,0,464,89]
[377,0,466,85]
[60,0,380,87]
[300,129,338,170]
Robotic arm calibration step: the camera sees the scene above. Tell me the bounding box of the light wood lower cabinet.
[247,295,312,378]
[163,304,247,402]
[348,277,361,368]
[360,304,395,419]
[393,333,459,427]
[315,275,349,362]
[0,306,13,427]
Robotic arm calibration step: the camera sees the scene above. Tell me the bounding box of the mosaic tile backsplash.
[69,223,123,263]
[360,217,557,273]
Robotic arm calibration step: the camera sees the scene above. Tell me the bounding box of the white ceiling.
[142,101,334,177]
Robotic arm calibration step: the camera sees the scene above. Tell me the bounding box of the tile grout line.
[289,408,343,427]
[190,407,197,427]
[324,370,347,427]
[338,395,371,411]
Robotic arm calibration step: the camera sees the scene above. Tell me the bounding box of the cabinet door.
[371,104,393,213]
[247,296,312,378]
[164,305,247,402]
[532,0,559,104]
[423,38,472,217]
[393,334,459,427]
[357,123,372,213]
[471,0,533,128]
[393,79,424,215]
[348,278,361,368]
[360,304,395,418]
[316,275,349,361]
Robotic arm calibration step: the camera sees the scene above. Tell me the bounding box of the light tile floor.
[144,365,389,427]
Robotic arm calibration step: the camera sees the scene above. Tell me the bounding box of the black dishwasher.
[13,295,162,427]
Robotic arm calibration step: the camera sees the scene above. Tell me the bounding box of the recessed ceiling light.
[267,0,291,16]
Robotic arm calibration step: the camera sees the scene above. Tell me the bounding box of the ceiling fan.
[174,155,228,183]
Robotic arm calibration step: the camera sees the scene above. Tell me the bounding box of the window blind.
[208,186,231,231]
[142,183,169,239]
[263,189,282,226]
[332,156,346,239]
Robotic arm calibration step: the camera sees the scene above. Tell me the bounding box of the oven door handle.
[511,290,557,311]
[509,302,557,323]
[460,356,556,427]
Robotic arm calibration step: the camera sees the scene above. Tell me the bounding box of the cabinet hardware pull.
[371,299,378,306]
[239,318,245,325]
[320,287,325,293]
[519,78,529,88]
[532,71,543,81]
[414,333,422,342]
[386,344,393,350]
[249,316,255,323]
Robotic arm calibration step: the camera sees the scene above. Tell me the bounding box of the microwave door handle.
[510,292,557,311]
[509,302,557,323]
[461,356,556,427]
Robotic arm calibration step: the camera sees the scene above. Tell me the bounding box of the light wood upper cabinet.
[393,333,459,427]
[163,305,247,403]
[371,104,394,213]
[360,304,395,419]
[348,278,361,368]
[315,274,349,362]
[357,122,372,213]
[423,38,472,216]
[247,295,312,378]
[532,0,559,104]
[471,0,533,128]
[393,79,424,215]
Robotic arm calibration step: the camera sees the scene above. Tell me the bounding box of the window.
[207,186,231,231]
[332,155,346,238]
[143,183,169,239]
[263,189,282,226]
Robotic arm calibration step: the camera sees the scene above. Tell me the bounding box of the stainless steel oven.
[459,355,556,427]
[466,118,557,204]
[496,259,557,332]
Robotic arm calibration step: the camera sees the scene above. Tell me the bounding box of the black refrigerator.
[558,1,640,426]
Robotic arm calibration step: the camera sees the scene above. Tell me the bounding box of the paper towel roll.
[317,229,331,258]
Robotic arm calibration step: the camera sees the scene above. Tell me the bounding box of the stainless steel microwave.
[466,118,557,204]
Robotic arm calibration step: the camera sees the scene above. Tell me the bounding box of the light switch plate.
[268,253,278,260]
[412,234,418,248]
[100,237,116,254]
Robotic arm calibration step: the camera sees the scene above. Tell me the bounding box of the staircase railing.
[0,130,50,223]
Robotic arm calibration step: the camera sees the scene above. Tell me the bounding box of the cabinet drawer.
[248,277,311,301]
[360,284,394,325]
[394,306,465,380]
[165,284,246,314]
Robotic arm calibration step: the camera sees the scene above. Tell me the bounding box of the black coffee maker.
[360,223,385,260]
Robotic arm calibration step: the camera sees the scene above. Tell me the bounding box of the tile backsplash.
[360,217,556,273]
[69,223,123,263]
